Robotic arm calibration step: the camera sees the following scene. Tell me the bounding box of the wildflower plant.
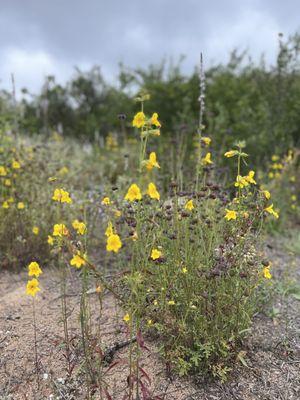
[109,99,275,380]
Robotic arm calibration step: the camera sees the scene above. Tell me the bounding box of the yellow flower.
[182,267,188,274]
[168,300,175,305]
[150,112,161,127]
[225,209,237,221]
[291,195,297,202]
[101,196,111,205]
[106,234,122,253]
[115,210,122,218]
[145,152,160,170]
[224,150,238,158]
[202,136,211,146]
[268,172,274,179]
[32,226,39,235]
[2,201,9,209]
[184,199,194,211]
[17,202,25,209]
[132,111,146,128]
[151,249,162,260]
[4,179,11,186]
[263,266,272,279]
[150,129,161,136]
[263,190,271,200]
[271,155,279,162]
[234,175,249,189]
[8,197,14,203]
[0,166,7,176]
[245,171,256,185]
[58,166,69,175]
[123,313,131,323]
[264,204,279,219]
[290,176,296,183]
[28,261,42,277]
[53,223,69,237]
[147,319,153,326]
[147,182,160,200]
[12,160,21,169]
[201,152,213,165]
[72,219,87,235]
[70,252,86,268]
[105,221,114,237]
[125,183,142,201]
[52,188,72,204]
[26,278,40,297]
[47,235,54,245]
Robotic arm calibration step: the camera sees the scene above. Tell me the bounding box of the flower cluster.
[26,262,42,297]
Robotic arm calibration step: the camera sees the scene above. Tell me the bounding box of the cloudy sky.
[1,0,299,93]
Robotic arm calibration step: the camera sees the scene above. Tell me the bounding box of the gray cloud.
[0,0,299,93]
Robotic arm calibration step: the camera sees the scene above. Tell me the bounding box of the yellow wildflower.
[58,166,69,175]
[70,252,86,268]
[234,175,249,189]
[72,219,87,235]
[168,300,175,305]
[291,195,297,202]
[125,183,142,201]
[263,267,272,279]
[17,202,25,209]
[106,234,122,253]
[182,267,188,274]
[47,235,54,245]
[290,176,296,183]
[101,196,111,205]
[2,201,9,209]
[32,226,39,235]
[224,150,238,158]
[264,204,279,219]
[132,111,146,128]
[0,166,7,176]
[28,261,42,277]
[52,188,72,204]
[123,313,131,323]
[225,209,237,221]
[202,136,211,146]
[8,197,14,203]
[12,160,21,169]
[53,223,69,237]
[245,171,256,184]
[147,182,160,200]
[105,221,114,237]
[185,199,194,211]
[201,152,213,165]
[115,210,122,218]
[150,112,161,127]
[26,278,40,297]
[145,152,160,170]
[151,249,162,260]
[4,179,11,186]
[263,190,271,200]
[271,155,279,162]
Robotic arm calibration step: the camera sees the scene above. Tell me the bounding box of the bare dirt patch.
[0,238,299,400]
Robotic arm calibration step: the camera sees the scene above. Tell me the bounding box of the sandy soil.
[0,237,299,400]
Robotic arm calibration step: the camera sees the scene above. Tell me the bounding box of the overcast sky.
[1,0,299,94]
